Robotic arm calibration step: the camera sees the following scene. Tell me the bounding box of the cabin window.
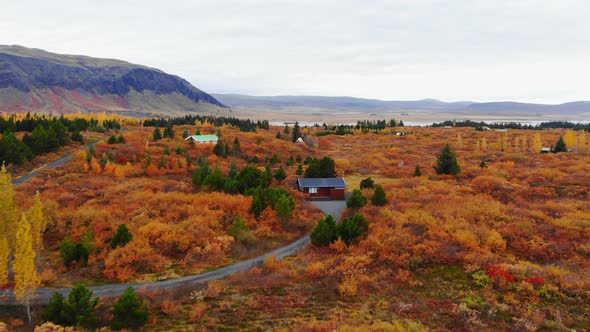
[309,187,318,194]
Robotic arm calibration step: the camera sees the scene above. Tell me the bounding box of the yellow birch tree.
[501,134,509,152]
[0,164,17,247]
[14,213,39,324]
[481,138,488,151]
[0,235,8,286]
[532,132,542,153]
[27,191,45,253]
[0,164,18,284]
[563,130,576,151]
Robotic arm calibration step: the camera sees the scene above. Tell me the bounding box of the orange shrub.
[189,303,207,322]
[338,276,358,297]
[160,300,181,317]
[104,240,170,281]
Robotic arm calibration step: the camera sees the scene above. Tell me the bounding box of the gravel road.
[0,232,313,305]
[12,141,99,185]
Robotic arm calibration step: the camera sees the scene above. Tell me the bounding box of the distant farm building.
[185,135,219,144]
[297,177,346,200]
[295,137,304,143]
[540,147,552,153]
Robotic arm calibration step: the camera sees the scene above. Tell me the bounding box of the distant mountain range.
[1,45,588,119]
[213,94,590,115]
[0,45,226,117]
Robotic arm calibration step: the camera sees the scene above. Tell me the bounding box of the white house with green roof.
[185,134,219,144]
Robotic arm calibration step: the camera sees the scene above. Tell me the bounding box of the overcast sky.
[1,0,589,103]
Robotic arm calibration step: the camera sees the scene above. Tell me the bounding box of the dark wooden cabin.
[297,178,346,200]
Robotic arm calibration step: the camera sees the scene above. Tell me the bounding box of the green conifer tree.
[413,164,422,177]
[434,144,460,175]
[110,224,133,248]
[274,166,287,182]
[346,189,367,209]
[153,128,162,141]
[553,136,568,153]
[310,215,337,246]
[371,185,388,206]
[111,287,148,330]
[292,122,301,142]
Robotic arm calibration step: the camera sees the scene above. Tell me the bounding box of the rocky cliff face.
[0,45,226,116]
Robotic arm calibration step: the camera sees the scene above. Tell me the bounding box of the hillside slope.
[0,45,227,117]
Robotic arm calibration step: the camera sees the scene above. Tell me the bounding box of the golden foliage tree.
[0,164,17,284]
[563,130,576,151]
[14,213,39,324]
[28,191,45,253]
[0,235,8,286]
[481,137,488,151]
[89,157,102,174]
[501,134,509,152]
[532,132,542,152]
[0,164,18,249]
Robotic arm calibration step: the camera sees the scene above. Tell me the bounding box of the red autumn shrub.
[523,276,545,286]
[486,264,515,283]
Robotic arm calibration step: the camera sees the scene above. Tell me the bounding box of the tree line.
[0,113,121,133]
[431,120,590,131]
[355,119,405,130]
[0,113,124,165]
[142,115,270,132]
[314,119,406,136]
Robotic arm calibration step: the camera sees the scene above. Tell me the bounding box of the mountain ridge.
[0,45,226,116]
[212,93,590,114]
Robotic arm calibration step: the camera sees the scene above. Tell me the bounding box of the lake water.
[271,120,590,127]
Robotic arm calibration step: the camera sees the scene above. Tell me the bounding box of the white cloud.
[1,0,589,103]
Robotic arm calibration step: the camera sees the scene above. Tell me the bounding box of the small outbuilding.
[297,177,346,200]
[540,147,552,153]
[185,135,219,144]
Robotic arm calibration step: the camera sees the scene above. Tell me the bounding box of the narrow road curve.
[2,146,347,305]
[1,232,313,305]
[12,141,100,185]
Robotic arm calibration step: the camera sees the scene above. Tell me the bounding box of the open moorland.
[1,114,590,331]
[136,123,590,331]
